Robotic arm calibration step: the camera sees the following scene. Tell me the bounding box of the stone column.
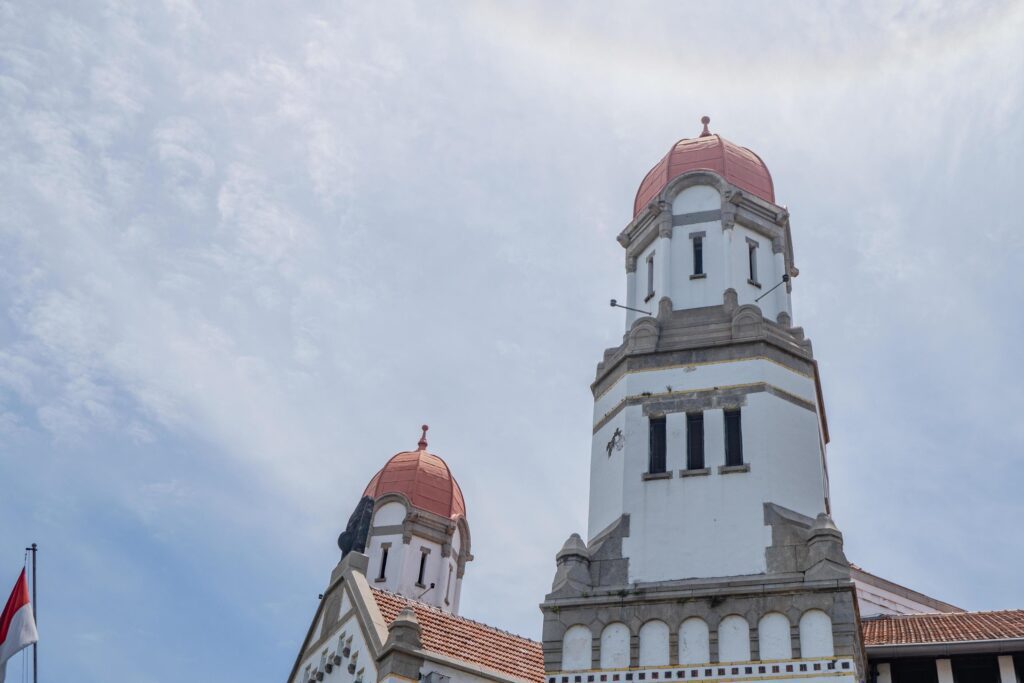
[721,222,734,297]
[657,222,672,308]
[772,247,789,319]
[626,256,638,328]
[377,607,425,683]
[936,658,954,683]
[998,655,1017,683]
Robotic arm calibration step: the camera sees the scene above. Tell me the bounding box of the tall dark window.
[686,412,705,469]
[747,239,759,284]
[951,655,1000,683]
[645,252,656,301]
[724,409,743,466]
[416,550,428,586]
[889,658,939,683]
[377,546,389,580]
[648,416,666,473]
[692,236,704,275]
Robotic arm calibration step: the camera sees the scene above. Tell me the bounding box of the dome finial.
[699,115,712,137]
[418,424,429,450]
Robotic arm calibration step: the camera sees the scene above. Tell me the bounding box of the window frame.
[746,238,760,287]
[376,543,390,581]
[416,548,429,587]
[689,231,705,277]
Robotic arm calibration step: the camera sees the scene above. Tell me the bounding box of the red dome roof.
[362,426,467,520]
[633,118,775,216]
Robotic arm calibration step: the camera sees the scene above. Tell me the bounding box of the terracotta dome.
[633,117,775,216]
[362,426,467,520]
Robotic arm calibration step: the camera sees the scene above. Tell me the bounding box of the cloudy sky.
[1,1,1022,681]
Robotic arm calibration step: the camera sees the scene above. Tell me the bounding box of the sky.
[1,0,1022,681]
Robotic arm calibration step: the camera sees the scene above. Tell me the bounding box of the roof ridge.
[371,587,541,644]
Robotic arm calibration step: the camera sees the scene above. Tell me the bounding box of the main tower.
[541,119,862,682]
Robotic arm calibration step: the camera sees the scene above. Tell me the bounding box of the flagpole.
[28,543,37,683]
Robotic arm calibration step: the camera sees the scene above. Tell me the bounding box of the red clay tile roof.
[371,589,543,683]
[363,447,466,520]
[633,133,774,216]
[863,610,1024,646]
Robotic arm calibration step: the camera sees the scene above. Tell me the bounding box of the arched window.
[679,617,710,665]
[562,625,593,671]
[798,610,834,658]
[757,613,792,660]
[639,620,670,667]
[717,615,751,663]
[600,623,630,669]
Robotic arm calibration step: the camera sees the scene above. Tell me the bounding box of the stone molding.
[674,211,721,227]
[619,171,797,297]
[594,381,816,435]
[592,293,814,400]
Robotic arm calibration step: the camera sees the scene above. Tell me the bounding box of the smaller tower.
[342,426,472,614]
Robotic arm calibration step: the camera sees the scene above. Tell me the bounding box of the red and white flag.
[0,569,37,683]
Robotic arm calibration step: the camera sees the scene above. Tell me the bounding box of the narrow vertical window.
[691,233,704,276]
[686,412,705,469]
[645,252,656,301]
[417,549,428,586]
[376,545,389,581]
[648,415,667,473]
[746,238,759,285]
[444,563,454,604]
[724,409,743,466]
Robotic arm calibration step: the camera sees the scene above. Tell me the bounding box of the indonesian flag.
[0,569,37,683]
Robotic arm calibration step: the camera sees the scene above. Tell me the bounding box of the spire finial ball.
[418,424,429,450]
[700,115,712,137]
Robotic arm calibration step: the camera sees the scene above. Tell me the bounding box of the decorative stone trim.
[688,230,707,239]
[689,273,707,280]
[678,468,711,478]
[592,298,815,398]
[594,381,816,434]
[543,658,856,683]
[673,210,721,227]
[642,471,673,481]
[718,464,750,474]
[747,279,761,288]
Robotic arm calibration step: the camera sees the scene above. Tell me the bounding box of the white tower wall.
[626,185,792,325]
[363,497,468,614]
